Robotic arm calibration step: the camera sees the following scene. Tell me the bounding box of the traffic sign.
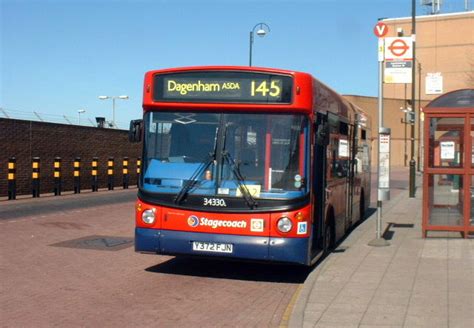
[374,22,388,38]
[384,37,413,60]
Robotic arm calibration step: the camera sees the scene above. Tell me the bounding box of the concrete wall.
[0,118,141,197]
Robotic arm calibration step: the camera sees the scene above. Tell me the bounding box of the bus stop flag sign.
[373,22,388,38]
[384,37,413,84]
[374,22,387,62]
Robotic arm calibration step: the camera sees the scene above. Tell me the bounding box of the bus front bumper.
[135,227,310,265]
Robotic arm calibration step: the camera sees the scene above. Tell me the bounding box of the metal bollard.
[136,157,141,187]
[8,157,16,200]
[122,157,129,189]
[409,159,416,198]
[91,157,99,192]
[54,157,61,196]
[74,157,81,194]
[107,157,114,190]
[32,157,40,197]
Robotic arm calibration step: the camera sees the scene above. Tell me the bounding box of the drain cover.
[51,235,133,251]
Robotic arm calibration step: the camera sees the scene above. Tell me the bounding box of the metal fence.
[0,107,128,130]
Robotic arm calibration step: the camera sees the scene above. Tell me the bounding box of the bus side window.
[333,122,349,178]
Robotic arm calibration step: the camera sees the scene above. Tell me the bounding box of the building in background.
[346,10,473,168]
[382,11,473,102]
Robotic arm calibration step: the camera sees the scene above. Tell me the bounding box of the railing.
[0,107,129,130]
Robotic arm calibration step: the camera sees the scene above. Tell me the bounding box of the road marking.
[279,284,303,328]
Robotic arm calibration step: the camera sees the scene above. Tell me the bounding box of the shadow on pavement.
[145,206,383,283]
[366,207,376,218]
[145,256,312,283]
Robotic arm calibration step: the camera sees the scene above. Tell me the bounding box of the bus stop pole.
[409,0,417,198]
[369,38,390,247]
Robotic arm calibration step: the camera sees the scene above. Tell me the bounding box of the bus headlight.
[142,209,156,224]
[277,217,292,233]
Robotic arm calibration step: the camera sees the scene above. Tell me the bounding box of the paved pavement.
[0,189,305,327]
[289,179,474,328]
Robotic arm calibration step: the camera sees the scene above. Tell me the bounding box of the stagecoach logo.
[250,219,264,232]
[187,215,247,229]
[187,215,200,227]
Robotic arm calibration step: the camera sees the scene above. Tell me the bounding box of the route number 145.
[251,80,281,97]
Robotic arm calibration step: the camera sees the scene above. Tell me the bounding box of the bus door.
[346,123,358,228]
[328,114,349,240]
[311,113,329,255]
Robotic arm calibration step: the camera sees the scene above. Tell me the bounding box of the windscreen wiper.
[174,152,215,205]
[174,127,219,205]
[222,151,258,209]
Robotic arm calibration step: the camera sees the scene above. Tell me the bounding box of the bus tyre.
[323,224,333,254]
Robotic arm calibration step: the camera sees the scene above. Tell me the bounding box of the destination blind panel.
[153,71,293,104]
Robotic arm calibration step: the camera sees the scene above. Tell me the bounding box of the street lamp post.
[249,23,270,66]
[98,95,129,128]
[77,109,86,125]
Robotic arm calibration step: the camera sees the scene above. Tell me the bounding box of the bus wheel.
[323,223,334,254]
[360,192,365,221]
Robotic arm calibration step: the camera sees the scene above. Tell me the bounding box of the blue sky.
[0,0,464,128]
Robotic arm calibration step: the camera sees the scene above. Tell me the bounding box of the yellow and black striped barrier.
[53,157,61,196]
[91,157,99,192]
[74,157,81,194]
[32,157,40,197]
[136,157,141,187]
[8,157,16,200]
[122,157,129,189]
[107,157,114,190]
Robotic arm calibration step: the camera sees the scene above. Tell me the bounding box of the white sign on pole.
[378,133,391,189]
[384,37,413,61]
[384,61,413,84]
[440,141,455,160]
[426,72,443,94]
[383,37,413,84]
[378,38,384,62]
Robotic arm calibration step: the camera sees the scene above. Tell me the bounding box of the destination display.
[153,72,293,103]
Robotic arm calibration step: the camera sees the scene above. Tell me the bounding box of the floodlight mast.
[98,95,129,128]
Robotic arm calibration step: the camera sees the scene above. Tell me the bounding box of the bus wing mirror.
[316,123,329,146]
[129,119,143,143]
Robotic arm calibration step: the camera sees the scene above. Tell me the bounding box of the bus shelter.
[422,89,474,238]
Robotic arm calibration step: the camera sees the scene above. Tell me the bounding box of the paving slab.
[289,180,474,328]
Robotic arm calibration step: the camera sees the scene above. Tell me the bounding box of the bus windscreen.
[153,71,293,104]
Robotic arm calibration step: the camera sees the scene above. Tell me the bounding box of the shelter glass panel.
[428,117,464,168]
[471,118,474,167]
[471,175,474,226]
[428,174,464,226]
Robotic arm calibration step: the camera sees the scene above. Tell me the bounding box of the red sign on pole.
[388,38,409,57]
[373,22,388,38]
[384,37,413,61]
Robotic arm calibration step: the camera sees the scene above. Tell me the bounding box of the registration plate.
[192,241,233,254]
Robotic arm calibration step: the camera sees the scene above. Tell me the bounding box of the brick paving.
[0,189,305,327]
[289,177,474,328]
